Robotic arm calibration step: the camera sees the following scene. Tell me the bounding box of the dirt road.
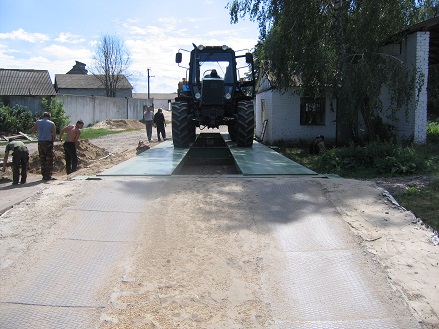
[0,176,434,328]
[0,119,438,327]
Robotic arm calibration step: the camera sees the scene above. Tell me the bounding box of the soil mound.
[92,119,145,130]
[28,139,111,175]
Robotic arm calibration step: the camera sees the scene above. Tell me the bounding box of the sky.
[0,0,260,93]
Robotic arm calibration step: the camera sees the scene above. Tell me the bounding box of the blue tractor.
[173,44,255,147]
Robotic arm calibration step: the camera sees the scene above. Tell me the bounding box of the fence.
[56,94,152,126]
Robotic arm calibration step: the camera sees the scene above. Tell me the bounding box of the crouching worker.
[136,140,150,155]
[309,135,326,155]
[2,139,30,185]
[59,120,84,174]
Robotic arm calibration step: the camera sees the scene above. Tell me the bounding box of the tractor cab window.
[235,54,254,96]
[193,52,234,84]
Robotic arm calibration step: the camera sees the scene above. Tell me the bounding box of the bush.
[317,141,423,177]
[0,103,34,134]
[427,121,439,143]
[35,98,69,133]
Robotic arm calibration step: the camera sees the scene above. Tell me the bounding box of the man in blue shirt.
[31,112,56,180]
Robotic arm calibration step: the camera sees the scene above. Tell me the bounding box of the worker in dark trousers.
[31,112,56,180]
[153,108,167,141]
[2,139,30,185]
[59,120,84,174]
[144,106,154,142]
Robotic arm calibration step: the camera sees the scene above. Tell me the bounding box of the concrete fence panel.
[55,95,149,126]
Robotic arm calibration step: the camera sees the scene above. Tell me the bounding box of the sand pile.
[91,119,145,130]
[28,139,111,175]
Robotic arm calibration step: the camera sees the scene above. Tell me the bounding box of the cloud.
[115,14,258,92]
[55,32,86,44]
[0,45,15,64]
[42,44,93,63]
[0,28,50,43]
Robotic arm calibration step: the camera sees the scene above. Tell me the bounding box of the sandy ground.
[1,114,439,327]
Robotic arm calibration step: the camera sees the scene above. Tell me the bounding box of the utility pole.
[147,68,155,100]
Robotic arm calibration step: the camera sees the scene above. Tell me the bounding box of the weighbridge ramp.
[98,133,317,177]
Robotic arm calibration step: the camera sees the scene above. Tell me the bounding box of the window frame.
[300,97,326,126]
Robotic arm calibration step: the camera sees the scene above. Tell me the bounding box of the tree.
[91,34,131,97]
[228,0,439,141]
[37,98,70,133]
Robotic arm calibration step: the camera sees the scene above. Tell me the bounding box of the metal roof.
[0,69,56,96]
[55,74,133,89]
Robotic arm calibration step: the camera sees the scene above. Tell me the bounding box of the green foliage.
[281,137,439,231]
[228,0,437,141]
[397,179,439,231]
[427,121,439,143]
[315,141,427,177]
[0,103,34,134]
[36,98,69,133]
[428,65,439,120]
[79,128,129,139]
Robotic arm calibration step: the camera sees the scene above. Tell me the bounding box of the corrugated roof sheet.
[55,74,133,89]
[0,69,56,96]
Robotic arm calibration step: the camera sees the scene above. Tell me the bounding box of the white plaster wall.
[255,90,273,141]
[253,32,431,145]
[153,99,172,111]
[256,87,337,144]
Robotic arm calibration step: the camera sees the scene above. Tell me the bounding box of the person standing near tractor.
[144,106,154,142]
[59,120,84,174]
[2,139,29,185]
[31,112,56,181]
[153,108,166,141]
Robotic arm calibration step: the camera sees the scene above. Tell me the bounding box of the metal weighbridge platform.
[98,132,317,177]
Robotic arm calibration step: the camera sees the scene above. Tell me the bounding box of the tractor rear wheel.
[236,100,254,147]
[172,101,190,148]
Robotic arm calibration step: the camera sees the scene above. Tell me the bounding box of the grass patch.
[78,128,136,140]
[395,180,439,231]
[277,127,439,232]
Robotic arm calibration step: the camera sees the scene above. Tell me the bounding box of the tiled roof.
[0,69,56,96]
[55,74,133,89]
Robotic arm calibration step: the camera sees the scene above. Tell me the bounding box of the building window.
[300,97,325,125]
